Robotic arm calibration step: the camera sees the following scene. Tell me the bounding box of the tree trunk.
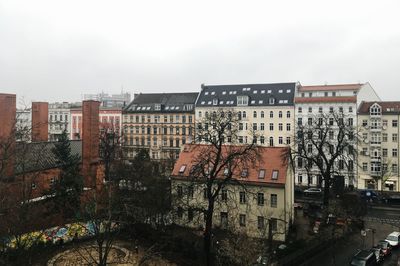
[204,202,214,266]
[323,176,330,206]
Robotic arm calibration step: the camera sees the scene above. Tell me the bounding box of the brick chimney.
[82,100,100,188]
[31,102,48,142]
[0,93,16,179]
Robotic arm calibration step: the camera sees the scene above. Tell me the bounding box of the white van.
[385,232,400,247]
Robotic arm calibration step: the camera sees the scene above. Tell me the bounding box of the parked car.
[370,247,384,263]
[359,190,380,203]
[376,240,392,257]
[303,188,322,197]
[385,232,400,247]
[350,249,377,266]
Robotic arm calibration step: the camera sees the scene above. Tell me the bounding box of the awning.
[385,181,395,185]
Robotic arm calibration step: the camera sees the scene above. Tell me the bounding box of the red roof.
[358,101,400,114]
[299,84,363,92]
[171,144,289,186]
[295,96,357,103]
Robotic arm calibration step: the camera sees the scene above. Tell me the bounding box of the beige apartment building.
[358,101,400,191]
[122,93,198,162]
[195,83,297,147]
[170,144,294,241]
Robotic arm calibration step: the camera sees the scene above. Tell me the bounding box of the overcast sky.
[1,0,399,105]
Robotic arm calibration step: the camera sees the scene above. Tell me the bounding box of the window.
[297,118,302,126]
[260,123,265,131]
[257,193,264,206]
[383,148,388,157]
[339,106,343,113]
[308,107,312,113]
[242,111,247,118]
[393,120,398,127]
[257,216,265,229]
[270,111,274,118]
[271,194,277,208]
[237,96,249,106]
[220,212,228,228]
[188,185,194,198]
[383,133,388,142]
[269,123,274,131]
[239,214,246,227]
[177,207,183,218]
[221,189,228,201]
[253,111,257,118]
[269,98,275,104]
[370,104,381,116]
[279,111,283,118]
[362,163,368,171]
[308,118,313,126]
[177,185,183,197]
[329,118,334,126]
[349,106,353,113]
[393,164,398,173]
[362,120,368,127]
[286,123,291,131]
[298,107,302,113]
[286,136,291,145]
[179,165,186,174]
[329,107,334,113]
[261,111,264,118]
[318,107,323,113]
[269,137,274,146]
[253,123,257,130]
[279,123,283,131]
[271,170,279,180]
[348,160,354,171]
[393,149,398,157]
[393,134,398,142]
[270,218,277,231]
[241,168,249,178]
[31,182,37,190]
[298,157,303,168]
[307,144,313,153]
[287,111,291,118]
[258,169,266,179]
[239,191,246,204]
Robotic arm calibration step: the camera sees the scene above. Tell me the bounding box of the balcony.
[370,171,382,177]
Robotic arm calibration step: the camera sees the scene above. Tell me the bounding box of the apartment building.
[70,106,122,140]
[122,93,198,161]
[48,102,73,141]
[170,144,294,241]
[195,83,297,147]
[294,83,380,187]
[83,92,131,108]
[16,108,31,142]
[358,102,400,191]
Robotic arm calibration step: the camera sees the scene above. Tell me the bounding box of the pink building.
[70,107,122,140]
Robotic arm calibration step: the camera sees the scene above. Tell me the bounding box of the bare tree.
[173,109,259,265]
[292,112,357,206]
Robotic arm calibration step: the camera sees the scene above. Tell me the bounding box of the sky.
[1,0,400,105]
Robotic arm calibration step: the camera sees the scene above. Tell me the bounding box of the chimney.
[0,93,16,179]
[31,102,48,142]
[82,100,100,188]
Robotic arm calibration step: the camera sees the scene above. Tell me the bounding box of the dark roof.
[123,92,198,113]
[196,83,296,107]
[15,140,82,174]
[358,101,400,115]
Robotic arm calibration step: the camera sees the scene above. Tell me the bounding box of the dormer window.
[205,92,209,95]
[237,96,249,106]
[370,104,381,116]
[241,168,249,178]
[269,97,275,105]
[155,104,161,111]
[211,91,215,95]
[271,170,279,180]
[213,99,218,105]
[258,169,265,179]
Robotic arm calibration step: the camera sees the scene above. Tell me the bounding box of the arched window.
[287,111,291,118]
[270,111,274,118]
[279,111,282,118]
[253,111,257,118]
[243,111,247,118]
[261,111,264,118]
[198,111,202,118]
[269,137,274,147]
[238,111,242,120]
[370,104,381,116]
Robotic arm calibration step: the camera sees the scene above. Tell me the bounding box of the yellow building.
[122,93,198,162]
[170,144,294,241]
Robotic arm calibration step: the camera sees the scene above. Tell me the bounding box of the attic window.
[207,101,212,104]
[258,169,265,179]
[251,100,255,104]
[278,90,283,93]
[175,106,180,110]
[146,107,151,110]
[253,90,258,94]
[179,165,187,174]
[269,98,275,104]
[259,100,263,104]
[271,170,279,180]
[286,89,291,93]
[211,91,215,95]
[201,101,205,105]
[267,90,272,93]
[165,106,170,110]
[222,91,226,95]
[219,101,224,104]
[213,99,218,105]
[241,168,249,178]
[261,90,265,94]
[233,91,237,94]
[205,92,209,95]
[170,106,175,110]
[155,104,161,111]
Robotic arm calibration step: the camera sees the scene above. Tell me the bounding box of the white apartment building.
[48,102,74,141]
[16,108,32,142]
[195,83,297,147]
[358,102,400,191]
[294,83,380,187]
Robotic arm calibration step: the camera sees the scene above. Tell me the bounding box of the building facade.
[170,144,294,241]
[358,102,400,191]
[195,83,297,147]
[122,93,198,161]
[294,83,380,187]
[48,102,73,141]
[70,107,122,140]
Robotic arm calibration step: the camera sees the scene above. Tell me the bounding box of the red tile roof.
[299,84,363,92]
[295,96,357,103]
[358,101,400,114]
[171,144,289,186]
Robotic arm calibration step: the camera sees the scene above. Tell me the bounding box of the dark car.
[304,188,322,197]
[376,240,392,257]
[370,247,384,263]
[359,190,380,203]
[350,249,377,266]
